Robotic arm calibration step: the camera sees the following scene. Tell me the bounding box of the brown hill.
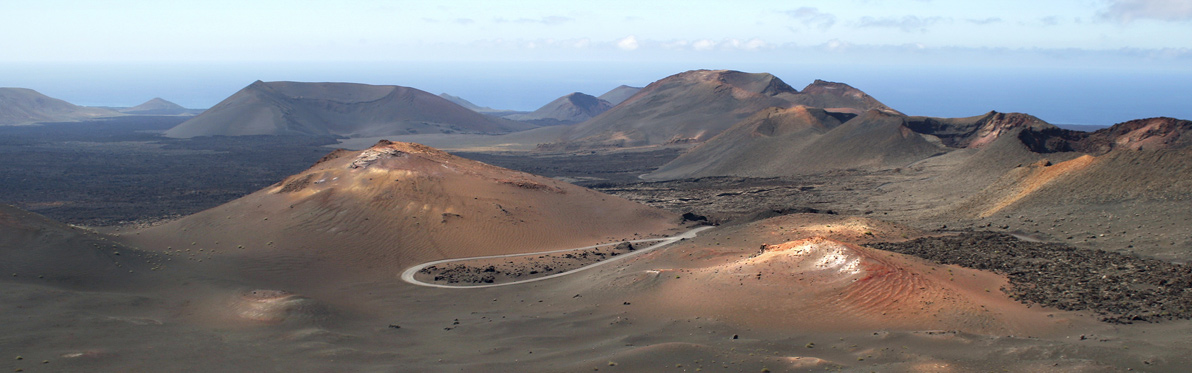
[164,81,533,138]
[123,140,679,284]
[646,108,944,179]
[506,92,613,124]
[543,70,897,149]
[0,88,121,125]
[596,85,642,105]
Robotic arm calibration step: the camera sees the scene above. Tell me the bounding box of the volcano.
[123,140,679,284]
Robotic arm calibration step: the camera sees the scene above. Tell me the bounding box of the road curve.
[401,226,714,289]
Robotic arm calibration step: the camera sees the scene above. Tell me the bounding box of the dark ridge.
[761,75,799,96]
[566,92,602,108]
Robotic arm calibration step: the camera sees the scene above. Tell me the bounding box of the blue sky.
[2,0,1191,124]
[4,0,1191,62]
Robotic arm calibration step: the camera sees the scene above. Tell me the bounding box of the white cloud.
[822,39,852,52]
[742,38,769,51]
[1100,0,1192,23]
[692,39,716,51]
[494,16,574,25]
[784,7,837,31]
[530,16,574,25]
[661,40,690,50]
[616,35,639,51]
[966,17,1003,25]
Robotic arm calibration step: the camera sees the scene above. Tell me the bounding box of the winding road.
[400,226,714,289]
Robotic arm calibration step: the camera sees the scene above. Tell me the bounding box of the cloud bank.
[1100,0,1192,23]
[785,7,837,31]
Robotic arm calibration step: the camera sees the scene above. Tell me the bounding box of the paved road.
[400,226,714,289]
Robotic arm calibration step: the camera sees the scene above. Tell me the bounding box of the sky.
[2,0,1191,124]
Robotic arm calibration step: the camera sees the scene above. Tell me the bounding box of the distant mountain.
[597,85,641,106]
[165,81,534,138]
[438,93,512,113]
[505,92,613,125]
[541,70,899,149]
[119,97,198,115]
[0,88,121,125]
